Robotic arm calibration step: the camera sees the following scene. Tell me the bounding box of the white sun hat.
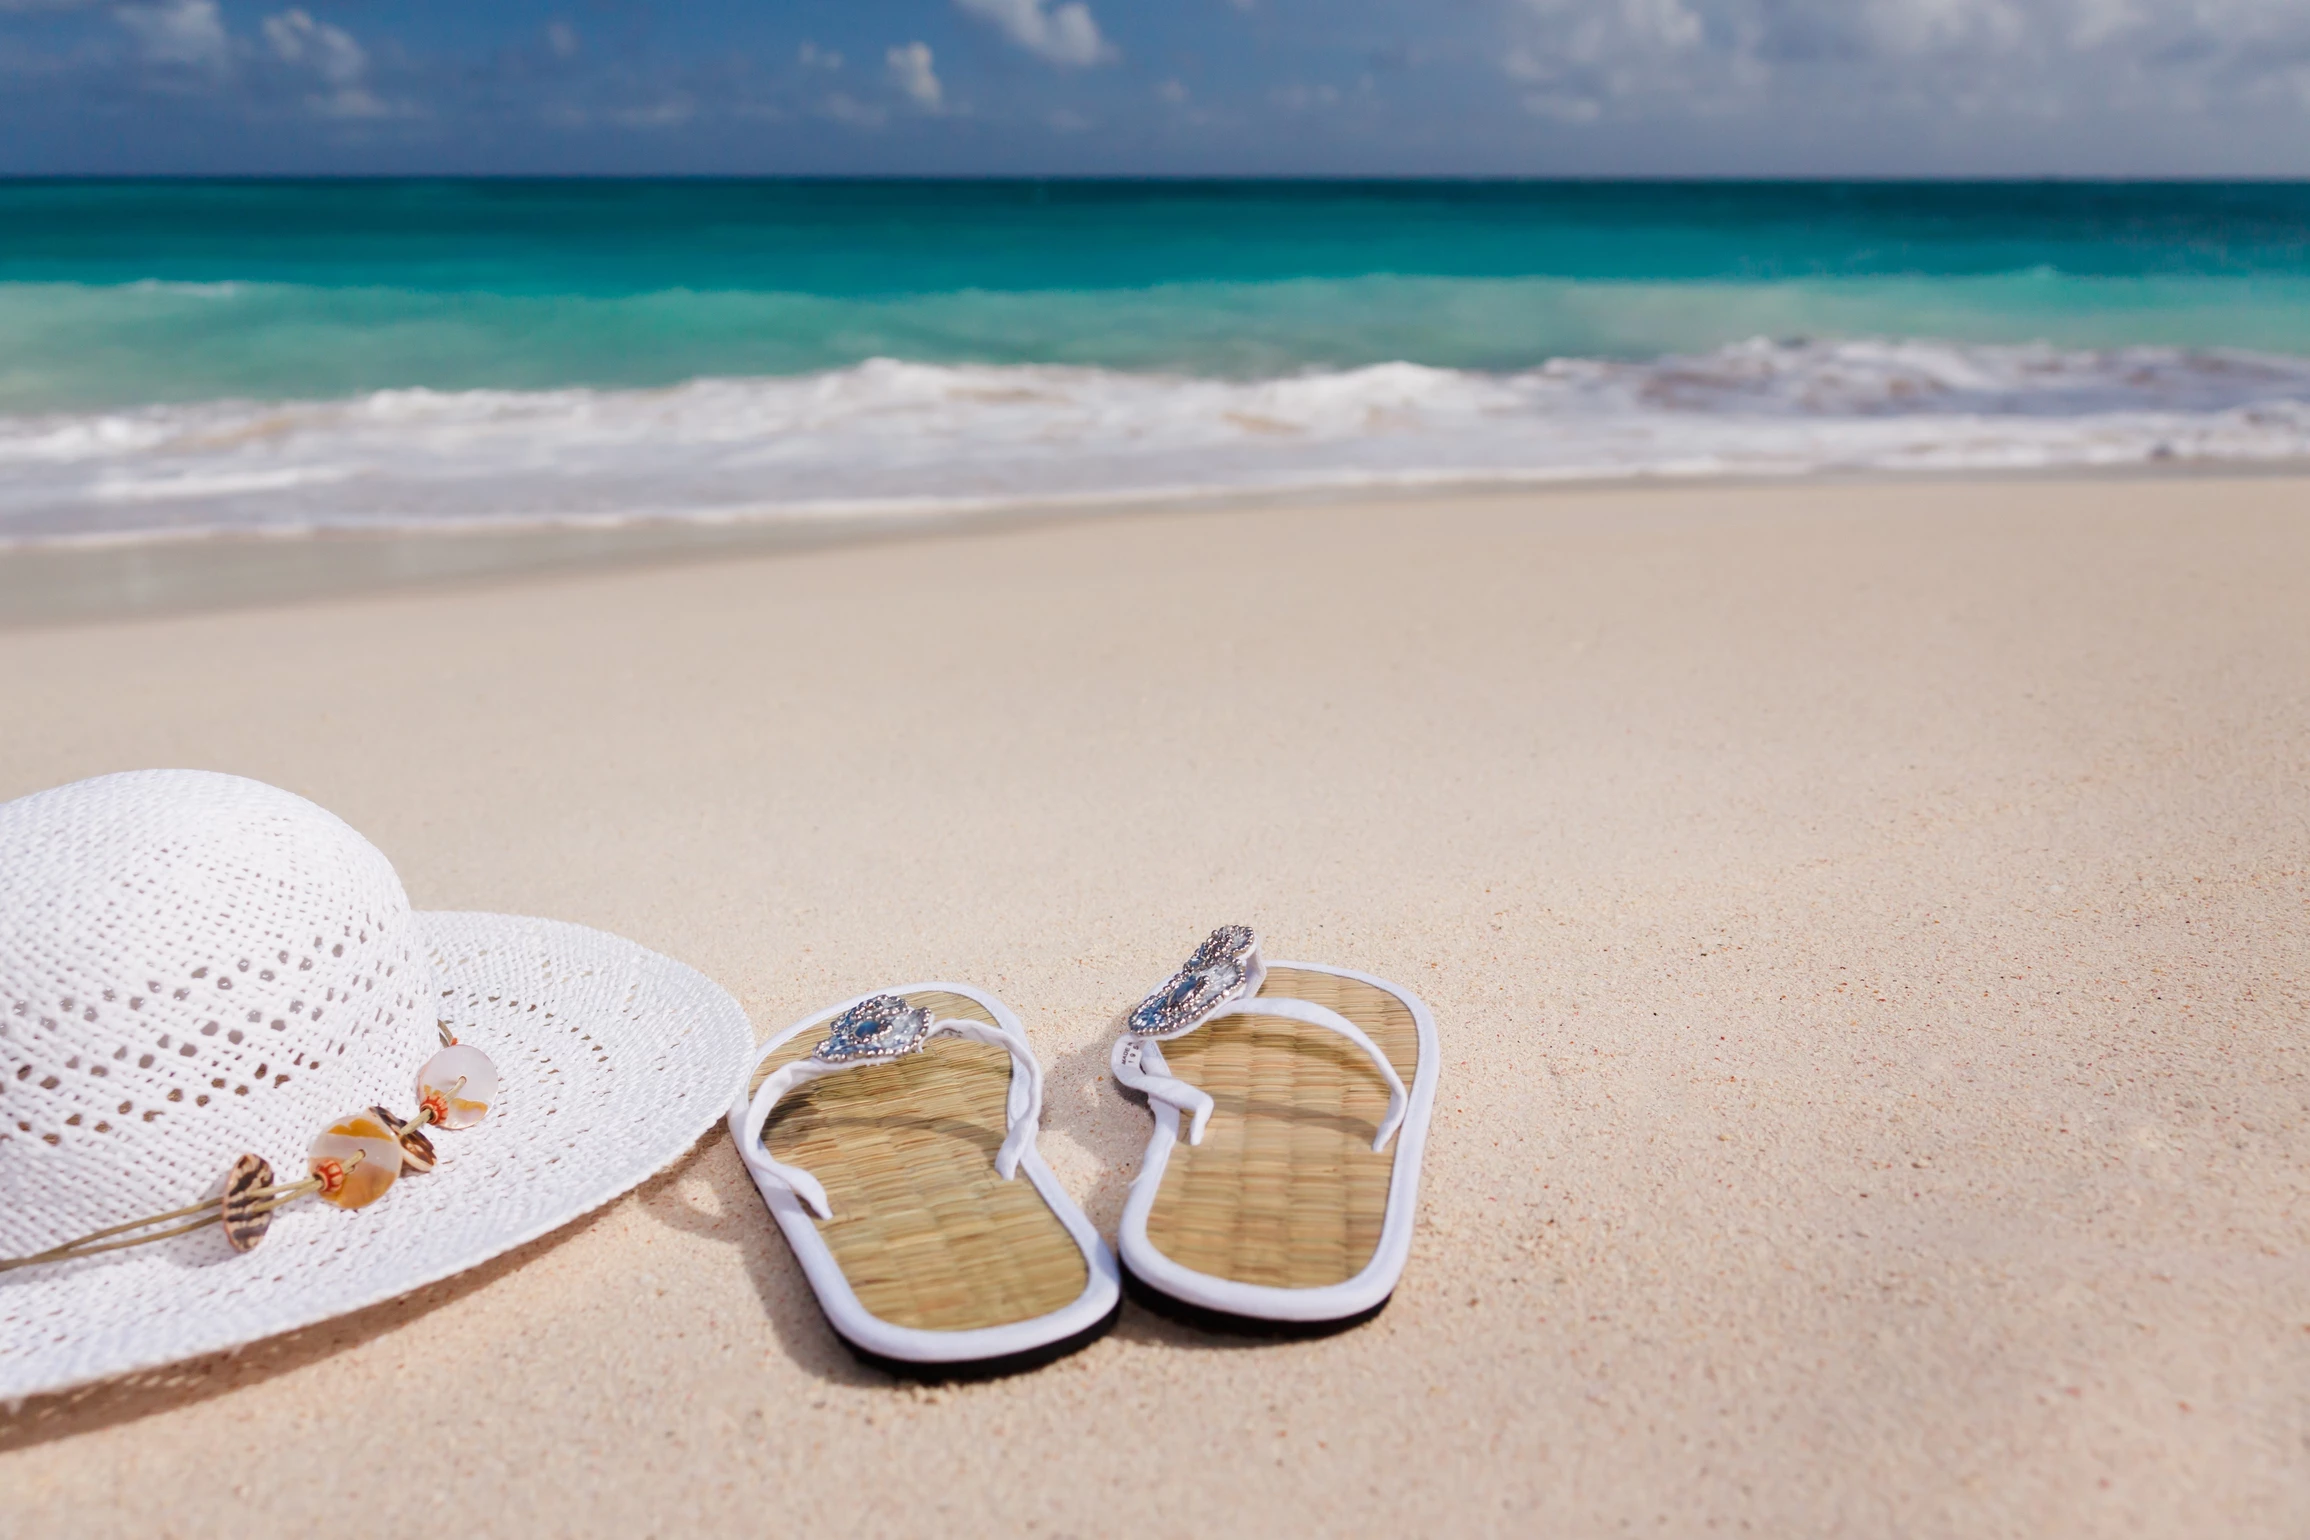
[0,769,755,1403]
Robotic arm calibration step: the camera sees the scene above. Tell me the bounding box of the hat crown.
[0,770,436,1253]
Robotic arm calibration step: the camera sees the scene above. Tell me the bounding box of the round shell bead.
[219,1153,277,1253]
[416,1044,498,1130]
[369,1105,439,1172]
[309,1113,404,1210]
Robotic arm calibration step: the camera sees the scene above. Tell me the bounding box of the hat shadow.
[632,1132,887,1387]
[6,1027,1367,1437]
[637,1028,1272,1383]
[0,1125,891,1447]
[0,1163,655,1453]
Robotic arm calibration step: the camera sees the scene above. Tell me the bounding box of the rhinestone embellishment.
[814,994,935,1063]
[1128,925,1258,1038]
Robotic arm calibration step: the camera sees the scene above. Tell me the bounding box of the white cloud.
[1863,0,2021,57]
[887,41,942,109]
[115,0,227,71]
[263,8,406,118]
[1496,0,2310,134]
[823,91,887,127]
[263,9,362,85]
[1623,0,1702,48]
[1504,45,1607,119]
[798,41,841,70]
[956,0,1115,67]
[2067,0,2142,48]
[546,21,578,59]
[1156,77,1187,103]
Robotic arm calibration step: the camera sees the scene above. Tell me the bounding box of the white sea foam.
[3,338,2308,546]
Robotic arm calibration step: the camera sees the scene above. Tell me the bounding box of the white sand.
[1,474,2306,1535]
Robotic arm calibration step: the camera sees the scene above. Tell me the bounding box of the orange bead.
[309,1113,404,1210]
[415,1044,498,1130]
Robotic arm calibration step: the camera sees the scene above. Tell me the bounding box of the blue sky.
[3,0,2308,176]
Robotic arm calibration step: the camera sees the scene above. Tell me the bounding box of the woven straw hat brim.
[0,911,754,1403]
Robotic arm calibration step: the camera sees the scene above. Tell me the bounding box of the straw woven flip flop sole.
[730,984,1119,1379]
[1116,960,1439,1333]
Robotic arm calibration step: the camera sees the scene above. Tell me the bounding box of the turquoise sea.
[3,179,2308,543]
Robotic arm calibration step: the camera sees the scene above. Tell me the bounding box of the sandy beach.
[1,473,2305,1535]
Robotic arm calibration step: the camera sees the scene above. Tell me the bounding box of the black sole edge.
[833,1296,1122,1383]
[1121,1258,1392,1339]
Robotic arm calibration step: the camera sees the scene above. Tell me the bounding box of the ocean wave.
[3,339,2308,546]
[121,279,246,299]
[9,270,2310,417]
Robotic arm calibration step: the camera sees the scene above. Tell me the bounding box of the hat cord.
[0,1161,346,1272]
[0,1052,479,1273]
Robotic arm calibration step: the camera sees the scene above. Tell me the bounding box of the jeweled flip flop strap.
[736,996,1044,1221]
[1114,930,1408,1151]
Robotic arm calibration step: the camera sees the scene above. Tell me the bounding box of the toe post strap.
[737,994,1045,1220]
[1118,927,1408,1151]
[1112,1033,1215,1143]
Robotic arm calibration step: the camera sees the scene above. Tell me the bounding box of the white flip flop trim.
[1115,958,1439,1325]
[727,982,1119,1368]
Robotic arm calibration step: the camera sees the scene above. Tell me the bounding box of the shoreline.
[6,456,2308,628]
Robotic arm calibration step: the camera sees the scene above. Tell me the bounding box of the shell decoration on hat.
[0,767,757,1404]
[0,771,502,1270]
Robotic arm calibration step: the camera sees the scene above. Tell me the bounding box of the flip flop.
[1110,926,1439,1333]
[730,984,1120,1378]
